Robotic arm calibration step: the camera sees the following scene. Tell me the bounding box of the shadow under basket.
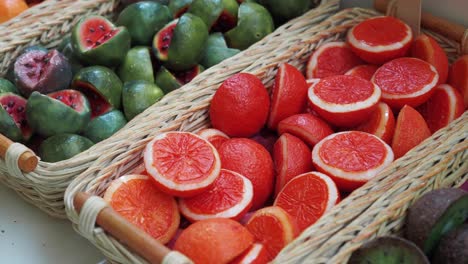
[0,0,340,218]
[64,6,467,264]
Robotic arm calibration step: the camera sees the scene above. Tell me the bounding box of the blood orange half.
[274,172,339,233]
[273,133,314,196]
[144,132,221,197]
[307,75,381,127]
[197,128,230,150]
[277,113,334,147]
[372,57,439,109]
[306,41,363,79]
[347,16,413,64]
[417,84,464,133]
[246,206,298,261]
[354,102,396,144]
[174,218,254,264]
[345,64,379,81]
[179,169,253,222]
[411,34,449,84]
[312,131,394,192]
[103,174,180,244]
[230,243,269,264]
[448,55,468,108]
[267,63,309,130]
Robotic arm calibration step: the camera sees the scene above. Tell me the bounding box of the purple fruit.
[13,49,72,97]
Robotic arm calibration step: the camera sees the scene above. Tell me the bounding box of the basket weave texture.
[0,0,339,218]
[64,7,467,264]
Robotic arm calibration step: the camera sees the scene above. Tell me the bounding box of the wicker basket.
[64,5,467,264]
[0,0,339,218]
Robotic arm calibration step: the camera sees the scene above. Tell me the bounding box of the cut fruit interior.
[274,172,339,233]
[0,93,31,140]
[144,131,221,197]
[179,169,253,222]
[308,75,381,127]
[347,16,413,64]
[197,128,230,150]
[354,102,395,144]
[277,113,334,147]
[372,57,438,109]
[153,19,178,61]
[268,63,309,130]
[103,174,180,244]
[48,89,87,112]
[344,64,379,81]
[417,84,465,133]
[312,131,394,192]
[306,41,363,79]
[273,133,314,196]
[246,206,298,261]
[73,81,113,118]
[78,16,119,50]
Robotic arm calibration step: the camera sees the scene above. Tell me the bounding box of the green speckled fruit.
[122,80,164,120]
[200,33,239,68]
[72,66,123,118]
[39,134,94,162]
[0,93,31,142]
[153,14,209,71]
[168,0,193,17]
[262,0,310,25]
[0,78,18,94]
[71,16,131,67]
[118,47,154,83]
[116,1,172,45]
[26,90,91,137]
[224,2,274,50]
[83,110,127,143]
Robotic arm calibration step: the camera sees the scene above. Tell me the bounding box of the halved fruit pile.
[100,15,466,263]
[0,0,323,162]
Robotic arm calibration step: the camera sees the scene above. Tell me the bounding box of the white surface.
[0,184,103,264]
[1,1,466,264]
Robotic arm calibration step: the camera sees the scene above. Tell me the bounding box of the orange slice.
[179,169,253,222]
[230,243,269,264]
[411,34,449,84]
[274,172,340,233]
[197,128,230,151]
[144,131,221,197]
[347,16,413,64]
[354,102,396,144]
[103,174,180,244]
[312,131,394,192]
[277,113,334,147]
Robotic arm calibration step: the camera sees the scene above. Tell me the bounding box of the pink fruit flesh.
[74,81,112,118]
[174,66,201,84]
[157,24,177,56]
[211,11,237,32]
[0,95,31,138]
[48,90,86,112]
[80,19,118,49]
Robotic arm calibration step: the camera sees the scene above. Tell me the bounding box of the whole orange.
[0,0,29,23]
[209,73,270,137]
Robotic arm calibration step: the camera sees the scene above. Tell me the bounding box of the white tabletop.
[0,184,103,264]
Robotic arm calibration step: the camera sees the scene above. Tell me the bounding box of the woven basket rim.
[64,6,467,264]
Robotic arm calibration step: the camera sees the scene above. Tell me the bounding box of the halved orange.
[103,174,180,244]
[345,64,379,81]
[274,172,340,233]
[144,132,221,197]
[179,169,254,222]
[312,131,394,192]
[197,128,230,151]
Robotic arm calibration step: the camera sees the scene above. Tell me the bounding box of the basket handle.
[375,0,467,53]
[74,192,192,264]
[0,133,38,173]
